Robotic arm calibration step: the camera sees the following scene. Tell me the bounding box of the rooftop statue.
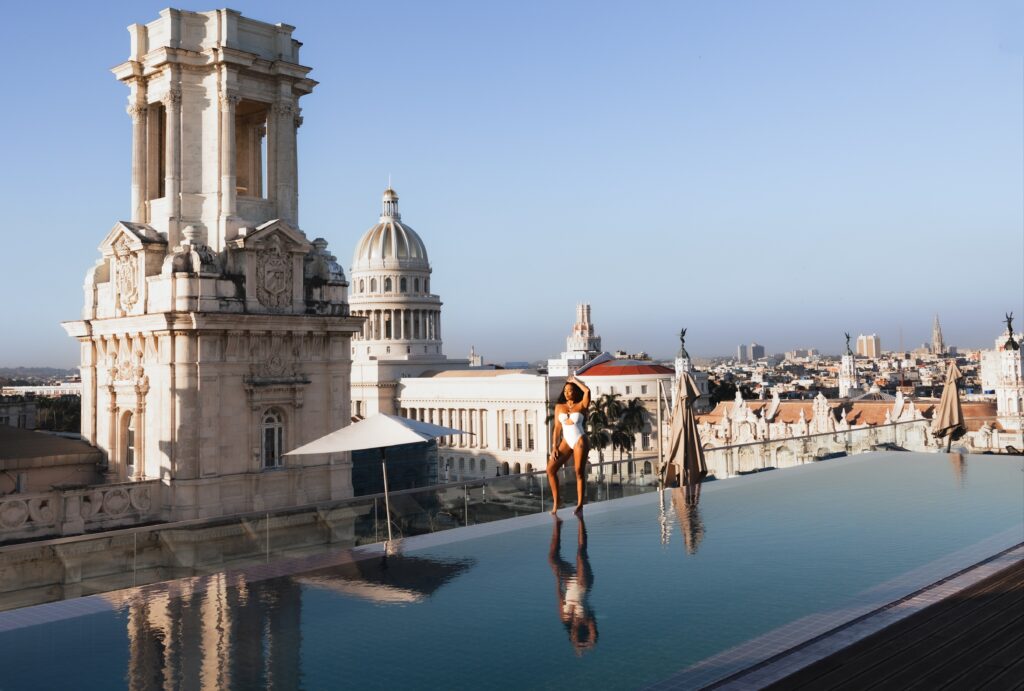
[1006,312,1019,351]
[844,332,852,356]
[679,327,689,359]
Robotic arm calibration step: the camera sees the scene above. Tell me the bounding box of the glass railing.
[0,416,1000,615]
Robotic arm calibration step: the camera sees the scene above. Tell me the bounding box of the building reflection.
[104,552,472,689]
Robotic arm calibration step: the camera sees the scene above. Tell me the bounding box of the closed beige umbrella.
[932,361,966,452]
[664,372,708,503]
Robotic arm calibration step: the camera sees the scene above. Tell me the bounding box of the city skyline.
[2,1,1022,366]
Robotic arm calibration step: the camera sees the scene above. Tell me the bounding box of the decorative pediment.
[230,218,311,253]
[98,222,166,256]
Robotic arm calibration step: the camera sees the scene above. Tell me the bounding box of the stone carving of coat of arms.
[256,244,292,310]
[114,239,139,311]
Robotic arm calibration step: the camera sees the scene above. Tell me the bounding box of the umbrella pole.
[946,435,952,453]
[656,378,664,488]
[381,449,393,543]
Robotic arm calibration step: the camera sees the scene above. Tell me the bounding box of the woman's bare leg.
[547,442,571,514]
[573,443,588,513]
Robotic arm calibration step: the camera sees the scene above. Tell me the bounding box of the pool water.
[0,452,1020,690]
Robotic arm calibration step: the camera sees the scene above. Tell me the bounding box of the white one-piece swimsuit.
[559,411,585,449]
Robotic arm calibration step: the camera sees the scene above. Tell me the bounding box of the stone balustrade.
[0,480,162,543]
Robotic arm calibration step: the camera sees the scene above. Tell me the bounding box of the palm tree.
[620,397,647,458]
[586,401,612,467]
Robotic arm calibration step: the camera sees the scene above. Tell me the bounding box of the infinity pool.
[0,452,1020,690]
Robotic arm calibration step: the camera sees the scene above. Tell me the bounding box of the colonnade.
[352,308,441,342]
[398,406,543,454]
[401,406,486,448]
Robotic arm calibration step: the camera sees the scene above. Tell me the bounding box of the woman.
[548,375,591,514]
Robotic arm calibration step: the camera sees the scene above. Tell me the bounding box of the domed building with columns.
[348,188,471,418]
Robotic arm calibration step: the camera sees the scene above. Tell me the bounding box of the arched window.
[122,411,136,477]
[370,278,377,292]
[513,462,521,474]
[400,277,407,292]
[359,279,364,293]
[459,458,465,470]
[480,459,487,473]
[469,458,476,471]
[261,409,284,468]
[414,278,420,292]
[384,277,392,292]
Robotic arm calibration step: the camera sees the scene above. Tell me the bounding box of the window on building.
[359,279,364,293]
[261,409,284,468]
[384,277,392,292]
[0,416,9,426]
[459,458,465,470]
[641,385,648,395]
[515,423,523,450]
[425,279,430,293]
[480,459,487,473]
[17,414,27,428]
[527,424,535,451]
[123,411,136,476]
[414,278,420,292]
[400,277,407,292]
[504,423,511,450]
[469,458,476,471]
[625,386,631,395]
[641,431,651,450]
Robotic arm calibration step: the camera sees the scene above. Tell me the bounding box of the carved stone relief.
[256,242,292,310]
[113,238,139,312]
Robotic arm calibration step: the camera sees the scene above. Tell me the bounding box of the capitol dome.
[349,187,444,362]
[352,188,429,270]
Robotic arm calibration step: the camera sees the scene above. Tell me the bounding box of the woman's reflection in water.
[549,516,598,655]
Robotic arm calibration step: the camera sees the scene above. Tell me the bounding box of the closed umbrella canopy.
[932,361,966,449]
[664,372,708,494]
[285,413,469,456]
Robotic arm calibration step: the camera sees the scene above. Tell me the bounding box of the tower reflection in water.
[106,553,472,690]
[548,516,598,655]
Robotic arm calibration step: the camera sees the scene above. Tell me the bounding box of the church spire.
[931,314,945,355]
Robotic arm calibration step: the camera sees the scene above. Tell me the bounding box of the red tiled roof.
[582,362,674,376]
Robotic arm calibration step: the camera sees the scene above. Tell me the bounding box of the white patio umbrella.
[286,413,471,542]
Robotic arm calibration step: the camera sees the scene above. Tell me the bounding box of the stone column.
[220,91,239,233]
[127,93,148,223]
[164,83,183,246]
[274,98,297,225]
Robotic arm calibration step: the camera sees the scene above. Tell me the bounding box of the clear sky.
[1,1,1021,367]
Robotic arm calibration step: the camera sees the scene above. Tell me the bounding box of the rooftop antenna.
[388,173,392,189]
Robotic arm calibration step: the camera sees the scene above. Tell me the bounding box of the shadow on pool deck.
[762,559,1024,690]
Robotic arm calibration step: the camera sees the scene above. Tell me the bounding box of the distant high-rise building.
[737,344,749,363]
[856,334,881,358]
[749,342,765,360]
[547,303,602,376]
[931,314,945,355]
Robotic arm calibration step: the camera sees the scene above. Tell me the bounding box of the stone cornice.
[64,312,363,338]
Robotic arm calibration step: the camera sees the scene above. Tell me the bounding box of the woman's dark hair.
[558,382,584,404]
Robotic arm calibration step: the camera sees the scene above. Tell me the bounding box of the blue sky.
[1,1,1021,366]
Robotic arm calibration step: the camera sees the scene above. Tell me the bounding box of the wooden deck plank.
[776,576,1023,690]
[764,559,1024,691]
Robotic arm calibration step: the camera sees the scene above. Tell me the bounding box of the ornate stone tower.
[838,333,860,398]
[996,317,1023,430]
[931,314,945,355]
[63,9,362,519]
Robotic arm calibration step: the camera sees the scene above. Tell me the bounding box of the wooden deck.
[765,560,1024,690]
